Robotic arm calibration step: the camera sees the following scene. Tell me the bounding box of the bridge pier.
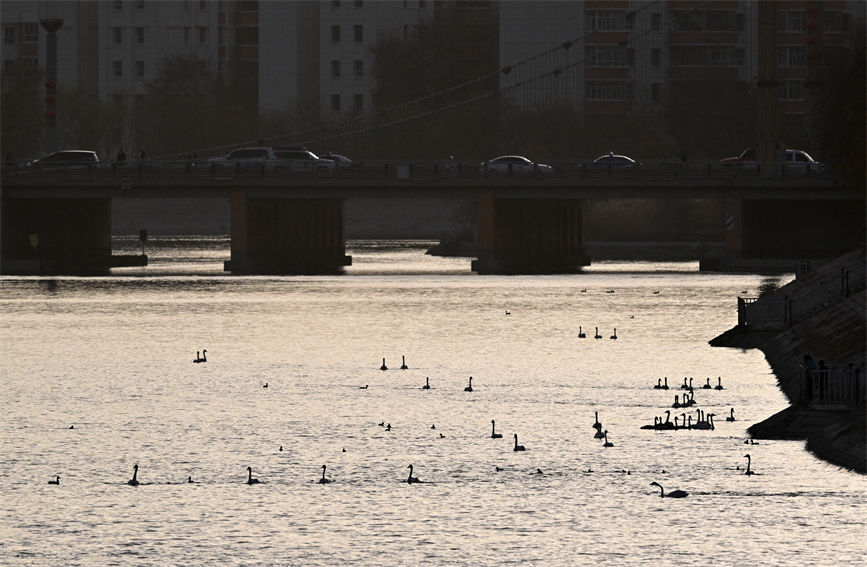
[472,190,590,274]
[226,190,351,275]
[1,197,112,275]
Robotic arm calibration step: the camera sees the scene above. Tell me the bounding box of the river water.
[2,238,864,566]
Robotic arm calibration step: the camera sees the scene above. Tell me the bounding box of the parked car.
[24,150,100,169]
[318,152,352,166]
[273,147,337,173]
[720,148,823,173]
[480,155,553,174]
[208,147,283,171]
[590,152,640,169]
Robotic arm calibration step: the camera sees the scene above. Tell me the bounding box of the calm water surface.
[2,238,864,566]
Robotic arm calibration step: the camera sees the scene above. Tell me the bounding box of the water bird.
[464,377,473,392]
[48,476,60,485]
[654,378,663,389]
[378,421,385,426]
[385,423,392,431]
[193,349,207,363]
[496,466,504,472]
[703,377,712,389]
[726,408,736,422]
[610,328,617,339]
[593,411,602,430]
[744,454,756,475]
[661,377,669,390]
[603,430,614,447]
[680,377,689,389]
[422,377,431,390]
[505,310,511,315]
[318,465,331,484]
[535,468,544,475]
[439,433,445,438]
[246,466,260,485]
[513,434,526,451]
[406,464,421,484]
[656,410,676,430]
[715,377,725,390]
[578,326,586,338]
[581,289,586,292]
[380,358,387,371]
[342,448,346,452]
[594,327,602,339]
[279,445,283,452]
[359,385,368,389]
[672,395,681,409]
[262,382,268,388]
[491,419,503,439]
[128,464,139,486]
[649,481,688,498]
[69,425,74,429]
[594,427,606,438]
[187,476,194,483]
[641,417,658,430]
[400,356,408,370]
[431,424,436,429]
[652,290,660,294]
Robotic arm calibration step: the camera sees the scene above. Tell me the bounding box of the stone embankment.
[710,247,866,473]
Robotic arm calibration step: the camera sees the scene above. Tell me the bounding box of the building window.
[353,59,363,78]
[184,27,191,45]
[23,23,38,42]
[235,27,258,45]
[3,26,15,44]
[135,27,145,43]
[113,60,123,77]
[353,24,363,42]
[779,10,805,32]
[651,12,660,31]
[823,11,850,33]
[354,94,363,112]
[198,27,208,43]
[778,81,804,101]
[585,10,633,32]
[586,46,633,67]
[113,27,123,44]
[777,46,805,67]
[651,48,660,67]
[585,81,631,101]
[218,27,224,44]
[331,60,341,78]
[114,0,123,9]
[331,25,340,42]
[670,46,742,67]
[135,60,144,78]
[651,82,661,101]
[331,94,341,112]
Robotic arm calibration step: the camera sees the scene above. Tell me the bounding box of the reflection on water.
[1,239,864,566]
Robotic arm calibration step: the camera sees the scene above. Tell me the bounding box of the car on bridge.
[208,147,284,171]
[273,147,337,173]
[590,152,640,169]
[480,155,553,175]
[720,148,824,173]
[24,150,100,170]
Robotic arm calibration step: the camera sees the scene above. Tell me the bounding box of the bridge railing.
[802,366,866,405]
[0,158,836,185]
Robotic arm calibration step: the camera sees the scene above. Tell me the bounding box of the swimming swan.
[603,430,614,447]
[406,464,421,484]
[193,349,207,363]
[726,408,736,422]
[744,454,756,475]
[422,377,430,390]
[703,377,712,389]
[610,328,617,339]
[400,356,408,370]
[650,481,688,498]
[48,476,60,485]
[491,420,503,439]
[594,327,602,339]
[715,377,725,390]
[513,434,526,451]
[128,464,139,486]
[593,411,602,430]
[578,326,586,338]
[380,358,387,371]
[319,465,332,484]
[246,466,260,485]
[464,377,473,392]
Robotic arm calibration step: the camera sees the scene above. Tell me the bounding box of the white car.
[782,149,824,173]
[208,147,284,171]
[480,155,553,174]
[274,147,337,173]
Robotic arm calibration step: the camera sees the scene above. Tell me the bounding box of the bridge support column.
[472,192,589,274]
[226,191,351,275]
[1,197,112,275]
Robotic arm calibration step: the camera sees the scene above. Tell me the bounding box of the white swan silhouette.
[491,420,503,439]
[464,377,473,392]
[513,433,526,451]
[128,464,139,486]
[318,465,331,484]
[406,464,421,483]
[422,377,430,390]
[193,349,207,363]
[48,476,60,485]
[246,466,260,485]
[400,356,408,370]
[650,481,688,498]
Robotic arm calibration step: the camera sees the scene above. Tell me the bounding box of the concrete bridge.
[1,160,860,275]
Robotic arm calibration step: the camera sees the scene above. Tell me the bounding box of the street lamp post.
[40,18,63,155]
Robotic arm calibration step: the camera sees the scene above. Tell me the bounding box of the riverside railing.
[802,366,866,405]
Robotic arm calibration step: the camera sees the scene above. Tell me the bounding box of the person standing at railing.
[802,354,818,401]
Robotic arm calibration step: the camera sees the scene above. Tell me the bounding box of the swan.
[513,434,526,451]
[187,476,194,483]
[406,464,421,484]
[318,465,331,484]
[359,385,368,389]
[491,420,503,439]
[594,427,606,438]
[656,410,675,430]
[703,377,712,389]
[431,424,436,429]
[578,326,586,338]
[385,423,391,431]
[707,413,715,430]
[380,358,387,371]
[422,377,430,390]
[400,356,408,370]
[654,378,662,389]
[715,377,724,390]
[603,430,614,447]
[610,328,617,340]
[672,395,681,409]
[69,425,74,429]
[48,476,60,485]
[726,408,736,422]
[262,382,268,388]
[641,417,658,430]
[744,454,756,475]
[685,391,696,406]
[649,481,688,498]
[594,327,602,339]
[464,377,473,392]
[661,377,669,390]
[246,466,260,484]
[128,464,139,486]
[680,377,689,389]
[193,349,207,363]
[593,411,602,430]
[505,310,511,315]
